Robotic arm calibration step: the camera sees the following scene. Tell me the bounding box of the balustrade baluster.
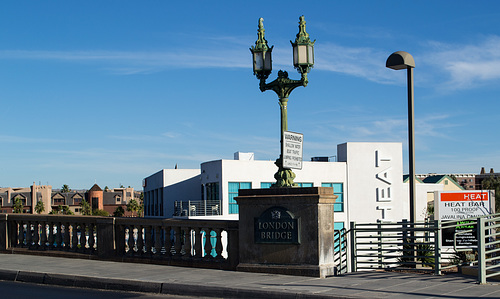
[173,227,182,257]
[33,222,40,249]
[40,222,47,249]
[127,226,135,254]
[184,227,192,257]
[63,223,71,250]
[193,228,202,258]
[154,226,163,256]
[72,224,79,251]
[163,226,172,257]
[18,221,25,247]
[48,222,55,249]
[214,228,224,259]
[88,224,95,252]
[137,225,144,254]
[55,222,62,249]
[124,227,129,253]
[203,228,214,259]
[144,225,152,256]
[25,221,33,248]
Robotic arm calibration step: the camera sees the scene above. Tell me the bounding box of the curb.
[0,269,349,299]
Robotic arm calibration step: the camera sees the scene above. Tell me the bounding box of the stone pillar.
[0,214,8,250]
[97,217,115,258]
[236,187,336,278]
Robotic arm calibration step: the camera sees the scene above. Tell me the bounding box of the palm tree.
[126,198,139,216]
[80,200,92,215]
[35,201,45,214]
[61,184,70,193]
[12,197,24,213]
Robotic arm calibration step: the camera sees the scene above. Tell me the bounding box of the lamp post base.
[272,158,297,187]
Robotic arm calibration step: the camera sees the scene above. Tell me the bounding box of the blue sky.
[1,1,499,190]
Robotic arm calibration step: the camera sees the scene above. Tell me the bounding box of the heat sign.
[438,191,493,221]
[437,191,493,247]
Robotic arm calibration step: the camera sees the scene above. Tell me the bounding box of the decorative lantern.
[250,18,273,80]
[291,15,315,75]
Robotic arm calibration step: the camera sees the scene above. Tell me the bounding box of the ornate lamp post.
[250,16,315,187]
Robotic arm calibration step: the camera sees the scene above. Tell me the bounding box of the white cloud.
[0,48,249,74]
[3,34,500,90]
[423,36,500,90]
[314,43,397,84]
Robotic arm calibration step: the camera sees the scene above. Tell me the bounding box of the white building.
[143,142,443,230]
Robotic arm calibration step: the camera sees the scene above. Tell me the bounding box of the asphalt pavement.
[0,253,498,298]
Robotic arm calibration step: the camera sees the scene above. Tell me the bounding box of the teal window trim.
[260,182,272,189]
[228,182,251,214]
[322,183,344,212]
[296,182,313,187]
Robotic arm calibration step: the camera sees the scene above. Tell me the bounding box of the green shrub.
[398,238,435,268]
[92,209,109,216]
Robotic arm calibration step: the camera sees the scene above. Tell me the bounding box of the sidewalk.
[0,253,498,298]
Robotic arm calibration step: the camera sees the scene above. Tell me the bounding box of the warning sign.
[282,131,303,170]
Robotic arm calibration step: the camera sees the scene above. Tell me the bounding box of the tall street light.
[250,16,315,187]
[386,51,416,224]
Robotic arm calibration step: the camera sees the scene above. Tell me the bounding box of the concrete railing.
[0,214,239,270]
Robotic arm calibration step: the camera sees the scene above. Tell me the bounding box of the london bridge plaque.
[254,206,300,244]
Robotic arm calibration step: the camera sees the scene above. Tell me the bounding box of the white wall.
[144,169,200,217]
[339,142,405,225]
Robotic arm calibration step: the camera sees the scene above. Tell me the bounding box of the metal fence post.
[477,217,486,284]
[350,221,356,272]
[377,220,383,268]
[434,220,441,275]
[401,219,408,266]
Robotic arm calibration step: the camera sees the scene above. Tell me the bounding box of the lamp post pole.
[250,16,315,187]
[407,66,416,224]
[386,51,416,224]
[386,51,417,267]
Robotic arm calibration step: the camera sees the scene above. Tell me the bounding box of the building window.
[297,183,313,187]
[322,183,344,212]
[228,182,251,214]
[260,182,272,189]
[206,183,219,201]
[91,197,99,210]
[73,196,82,205]
[334,222,345,252]
[53,197,65,206]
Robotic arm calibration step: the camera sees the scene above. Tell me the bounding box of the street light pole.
[387,51,417,267]
[386,51,416,224]
[250,16,315,187]
[407,65,416,225]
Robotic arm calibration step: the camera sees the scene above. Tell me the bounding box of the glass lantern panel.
[308,45,314,65]
[298,45,307,64]
[254,52,264,71]
[293,46,298,66]
[264,51,272,71]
